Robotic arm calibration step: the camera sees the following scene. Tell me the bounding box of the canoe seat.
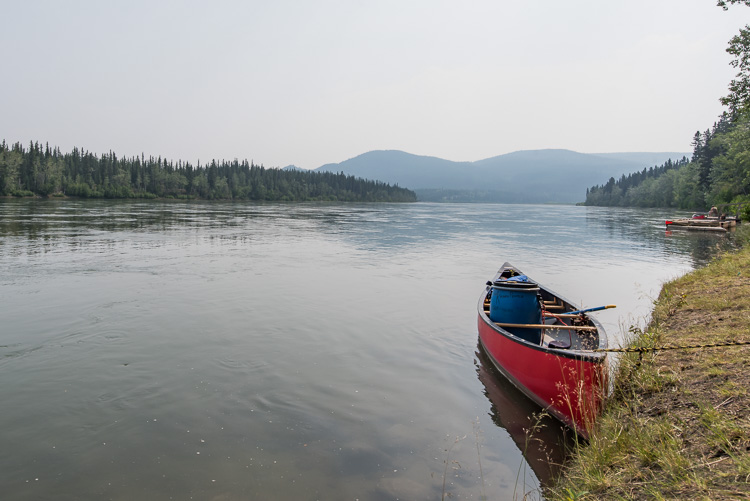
[549,339,571,349]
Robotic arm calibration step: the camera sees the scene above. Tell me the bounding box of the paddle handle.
[566,304,616,315]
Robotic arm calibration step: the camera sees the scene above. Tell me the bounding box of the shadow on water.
[0,199,399,235]
[475,340,576,489]
[664,228,742,266]
[0,200,487,260]
[583,206,740,267]
[0,199,272,235]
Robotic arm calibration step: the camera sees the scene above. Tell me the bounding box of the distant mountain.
[315,149,690,203]
[281,165,305,171]
[318,150,473,189]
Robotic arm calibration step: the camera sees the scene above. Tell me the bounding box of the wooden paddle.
[495,322,598,332]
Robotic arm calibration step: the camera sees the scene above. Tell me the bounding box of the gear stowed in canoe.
[477,263,614,439]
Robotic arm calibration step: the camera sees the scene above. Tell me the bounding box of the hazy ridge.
[309,149,690,203]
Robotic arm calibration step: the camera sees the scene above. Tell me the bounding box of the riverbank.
[548,229,750,500]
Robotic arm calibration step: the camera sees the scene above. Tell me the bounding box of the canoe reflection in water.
[475,341,576,487]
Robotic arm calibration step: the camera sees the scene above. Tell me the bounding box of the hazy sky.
[2,1,747,169]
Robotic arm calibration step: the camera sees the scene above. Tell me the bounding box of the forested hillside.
[584,2,750,211]
[0,141,416,202]
[584,157,691,207]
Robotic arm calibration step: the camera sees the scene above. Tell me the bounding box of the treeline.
[0,141,417,203]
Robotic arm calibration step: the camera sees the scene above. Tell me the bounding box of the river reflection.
[1,200,739,266]
[475,343,575,489]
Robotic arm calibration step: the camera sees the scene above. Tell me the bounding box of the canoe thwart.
[494,322,598,332]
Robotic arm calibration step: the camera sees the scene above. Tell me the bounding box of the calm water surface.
[0,200,735,500]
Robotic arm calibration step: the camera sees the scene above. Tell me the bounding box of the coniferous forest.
[0,141,416,203]
[585,2,750,212]
[584,156,692,208]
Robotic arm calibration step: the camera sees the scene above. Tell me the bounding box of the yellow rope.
[594,339,750,353]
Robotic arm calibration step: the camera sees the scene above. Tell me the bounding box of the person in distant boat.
[708,206,719,217]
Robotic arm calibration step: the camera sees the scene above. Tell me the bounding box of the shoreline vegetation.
[548,226,750,500]
[0,141,417,203]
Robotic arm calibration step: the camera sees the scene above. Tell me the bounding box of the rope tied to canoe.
[592,339,750,353]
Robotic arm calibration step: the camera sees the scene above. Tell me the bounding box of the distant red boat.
[665,217,736,232]
[477,263,610,439]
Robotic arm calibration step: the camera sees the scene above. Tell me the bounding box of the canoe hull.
[665,218,736,231]
[477,264,608,438]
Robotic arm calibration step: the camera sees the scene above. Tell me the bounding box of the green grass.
[546,227,750,500]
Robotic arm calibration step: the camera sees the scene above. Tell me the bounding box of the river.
[0,200,736,500]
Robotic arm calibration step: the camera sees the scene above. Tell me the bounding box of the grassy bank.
[548,229,750,500]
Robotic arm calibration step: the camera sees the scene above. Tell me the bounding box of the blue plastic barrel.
[489,281,542,344]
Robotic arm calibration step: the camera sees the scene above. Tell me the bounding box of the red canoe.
[477,263,609,439]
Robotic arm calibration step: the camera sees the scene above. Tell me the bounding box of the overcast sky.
[1,1,747,169]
